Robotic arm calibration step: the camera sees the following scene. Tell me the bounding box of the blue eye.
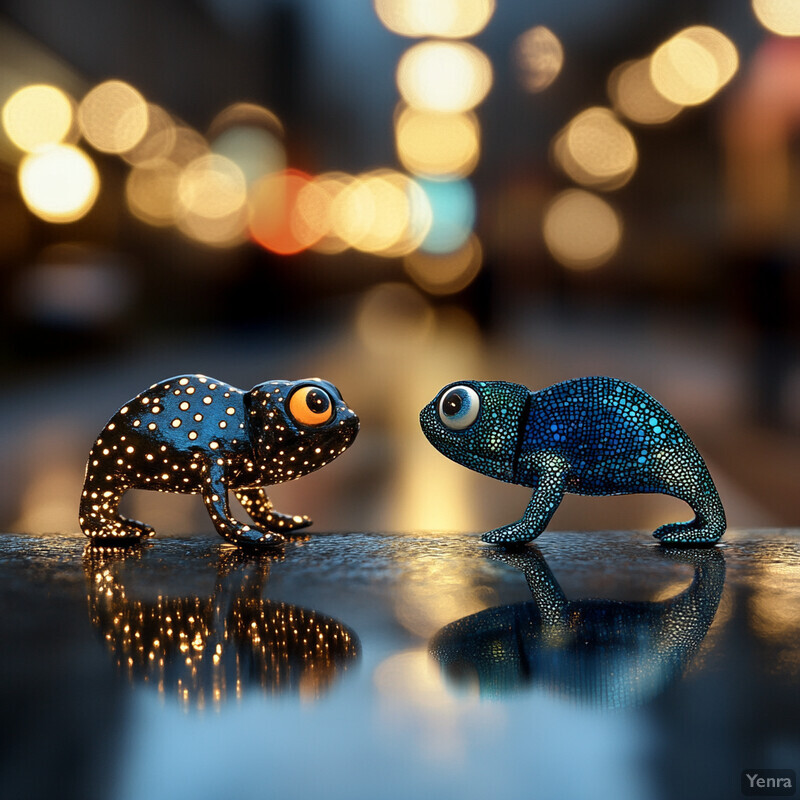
[438,385,480,430]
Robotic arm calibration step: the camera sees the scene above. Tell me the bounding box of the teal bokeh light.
[419,178,476,254]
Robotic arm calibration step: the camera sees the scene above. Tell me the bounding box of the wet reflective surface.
[1,529,798,800]
[430,546,725,705]
[84,545,359,705]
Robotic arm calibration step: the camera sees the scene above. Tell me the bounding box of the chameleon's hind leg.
[653,499,726,545]
[482,454,569,545]
[79,478,154,543]
[653,466,726,546]
[234,487,312,533]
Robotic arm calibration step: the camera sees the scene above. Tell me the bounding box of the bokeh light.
[374,0,495,39]
[651,27,738,107]
[2,84,75,153]
[608,59,682,125]
[752,0,800,36]
[395,106,480,178]
[397,41,493,113]
[167,127,210,167]
[514,26,564,93]
[419,178,476,254]
[178,205,249,248]
[304,172,354,255]
[176,154,248,247]
[125,159,181,226]
[355,171,409,253]
[122,105,177,166]
[78,80,149,154]
[207,102,284,139]
[554,107,638,190]
[18,145,100,223]
[356,282,435,355]
[177,154,247,220]
[208,102,286,186]
[327,170,427,255]
[542,189,622,269]
[250,169,324,255]
[212,127,285,186]
[404,234,482,294]
[682,26,738,87]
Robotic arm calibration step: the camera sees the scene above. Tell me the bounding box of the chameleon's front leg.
[482,453,569,545]
[234,487,312,533]
[198,457,285,549]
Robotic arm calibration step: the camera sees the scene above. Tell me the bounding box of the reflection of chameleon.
[429,547,725,705]
[84,546,360,706]
[420,377,726,544]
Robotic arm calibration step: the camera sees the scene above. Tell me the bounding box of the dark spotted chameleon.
[80,375,358,549]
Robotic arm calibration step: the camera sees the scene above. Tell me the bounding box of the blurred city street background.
[0,0,798,538]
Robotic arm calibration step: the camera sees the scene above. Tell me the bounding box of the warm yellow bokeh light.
[752,0,800,36]
[305,173,354,254]
[299,171,432,256]
[18,145,100,223]
[652,38,718,106]
[125,159,180,226]
[2,84,75,153]
[123,105,177,166]
[177,154,247,220]
[341,171,408,253]
[556,107,637,189]
[330,176,376,249]
[395,106,479,178]
[682,27,738,87]
[356,173,408,253]
[397,41,493,113]
[514,26,564,93]
[651,27,738,107]
[404,233,482,294]
[374,0,495,38]
[78,80,149,153]
[608,59,682,125]
[290,179,330,246]
[168,127,210,167]
[178,205,248,248]
[543,189,622,270]
[376,171,433,256]
[328,170,432,256]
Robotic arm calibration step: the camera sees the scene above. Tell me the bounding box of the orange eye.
[288,386,334,426]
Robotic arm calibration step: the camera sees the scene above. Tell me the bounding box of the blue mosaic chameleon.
[420,377,726,545]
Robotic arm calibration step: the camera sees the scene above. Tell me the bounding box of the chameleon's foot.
[241,532,287,550]
[481,521,543,546]
[82,518,155,545]
[261,510,312,533]
[218,524,287,550]
[653,520,723,546]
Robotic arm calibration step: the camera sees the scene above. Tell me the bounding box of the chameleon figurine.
[80,374,359,549]
[420,377,726,545]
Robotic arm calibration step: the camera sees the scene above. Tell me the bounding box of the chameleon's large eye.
[288,386,334,426]
[438,385,480,430]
